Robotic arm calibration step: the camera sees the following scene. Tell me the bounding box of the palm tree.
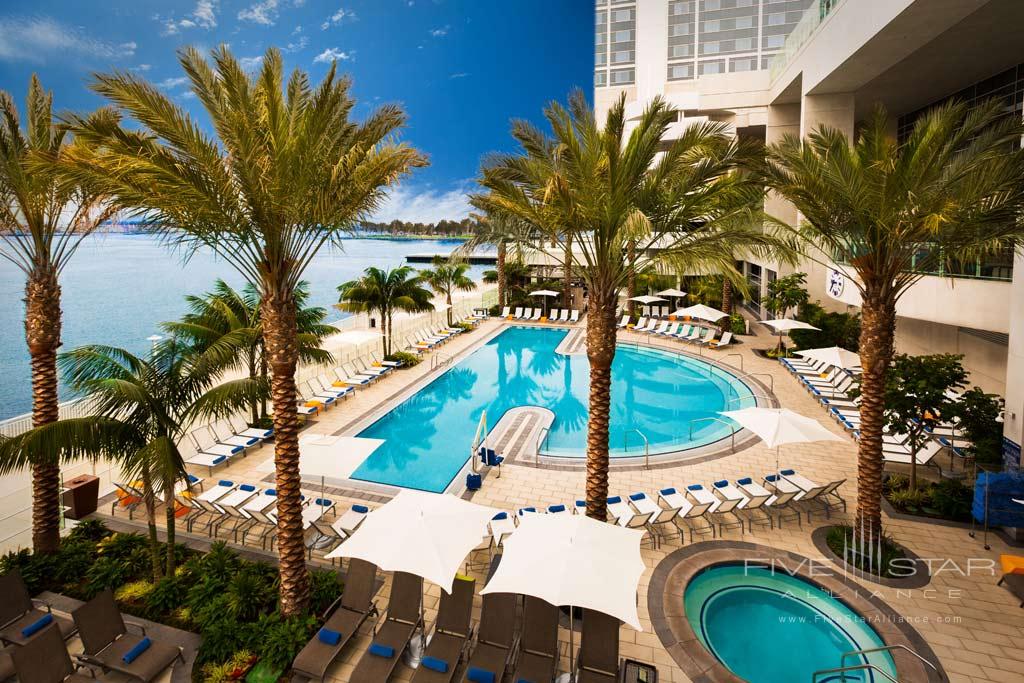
[0,76,113,554]
[761,101,1024,538]
[56,47,425,615]
[473,91,782,519]
[163,280,337,422]
[337,266,434,355]
[473,214,536,307]
[0,339,258,577]
[420,256,477,326]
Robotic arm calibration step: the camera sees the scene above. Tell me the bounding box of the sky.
[0,0,592,223]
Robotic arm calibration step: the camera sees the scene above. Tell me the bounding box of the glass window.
[703,41,720,54]
[704,0,720,10]
[699,60,724,75]
[611,50,634,64]
[668,63,694,80]
[734,37,753,51]
[613,8,633,22]
[670,23,691,36]
[735,16,754,29]
[613,29,632,42]
[596,52,607,66]
[730,57,757,72]
[595,71,608,87]
[671,1,692,13]
[763,34,785,48]
[610,68,635,85]
[704,19,720,32]
[767,13,786,25]
[670,44,693,58]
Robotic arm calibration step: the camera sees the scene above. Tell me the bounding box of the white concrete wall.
[1004,249,1024,468]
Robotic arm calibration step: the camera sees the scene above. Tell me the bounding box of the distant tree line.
[360,217,484,237]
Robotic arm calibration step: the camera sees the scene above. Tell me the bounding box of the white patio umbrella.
[529,289,559,317]
[761,318,819,353]
[480,513,646,678]
[656,288,687,310]
[795,346,861,371]
[720,407,844,479]
[672,304,728,322]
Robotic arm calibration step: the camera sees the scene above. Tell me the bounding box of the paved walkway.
[103,318,1024,683]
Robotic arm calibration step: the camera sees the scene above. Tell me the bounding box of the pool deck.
[102,317,1024,683]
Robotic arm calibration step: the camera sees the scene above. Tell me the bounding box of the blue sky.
[0,0,591,222]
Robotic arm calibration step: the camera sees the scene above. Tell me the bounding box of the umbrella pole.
[569,605,576,680]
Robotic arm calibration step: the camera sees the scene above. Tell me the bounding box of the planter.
[812,525,931,588]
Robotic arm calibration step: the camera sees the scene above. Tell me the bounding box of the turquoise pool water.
[351,326,755,492]
[685,565,898,683]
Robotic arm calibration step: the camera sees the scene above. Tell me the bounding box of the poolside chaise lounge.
[520,307,533,320]
[500,306,511,318]
[228,415,273,441]
[291,559,380,683]
[570,309,580,323]
[702,482,745,535]
[669,324,692,340]
[576,609,621,683]
[707,331,734,349]
[699,329,719,346]
[616,314,630,328]
[714,480,772,532]
[334,503,370,537]
[0,570,77,646]
[736,478,802,528]
[681,326,703,343]
[509,597,559,683]
[626,492,680,548]
[10,623,101,683]
[488,511,516,550]
[411,575,476,683]
[349,572,423,682]
[605,496,655,546]
[206,422,261,449]
[657,487,715,542]
[72,591,184,683]
[550,308,560,321]
[631,316,648,331]
[460,588,517,683]
[511,307,523,319]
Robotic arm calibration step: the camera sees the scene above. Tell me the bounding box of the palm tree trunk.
[446,293,453,327]
[25,267,62,554]
[261,291,310,617]
[722,278,733,315]
[259,347,269,420]
[497,241,507,307]
[140,468,161,581]
[164,485,176,576]
[626,241,636,318]
[248,351,259,424]
[383,308,391,357]
[563,241,573,309]
[584,286,617,520]
[855,292,896,541]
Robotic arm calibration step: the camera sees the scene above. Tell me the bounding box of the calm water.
[0,234,481,421]
[352,326,754,492]
[685,565,897,682]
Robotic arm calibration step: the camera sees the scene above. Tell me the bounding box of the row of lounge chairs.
[781,356,968,474]
[0,570,183,683]
[619,317,734,349]
[182,416,274,474]
[636,305,674,319]
[499,306,581,324]
[292,559,619,683]
[484,469,845,552]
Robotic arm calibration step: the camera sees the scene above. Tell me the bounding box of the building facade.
[594,0,1024,467]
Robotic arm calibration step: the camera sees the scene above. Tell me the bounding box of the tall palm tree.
[0,339,258,577]
[337,266,434,355]
[761,101,1024,538]
[0,76,113,553]
[420,256,477,326]
[56,47,425,615]
[473,91,782,519]
[164,280,337,422]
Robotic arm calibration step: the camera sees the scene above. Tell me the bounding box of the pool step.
[555,328,586,356]
[482,406,556,463]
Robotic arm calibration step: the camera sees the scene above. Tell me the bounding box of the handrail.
[623,428,650,468]
[723,353,744,371]
[727,393,772,408]
[469,410,488,474]
[535,426,549,465]
[688,417,737,452]
[749,371,774,394]
[840,644,938,676]
[431,352,453,370]
[811,663,898,683]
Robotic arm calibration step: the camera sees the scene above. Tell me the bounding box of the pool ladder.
[811,644,938,682]
[623,428,650,468]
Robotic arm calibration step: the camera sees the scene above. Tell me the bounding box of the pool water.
[351,326,754,492]
[685,565,898,683]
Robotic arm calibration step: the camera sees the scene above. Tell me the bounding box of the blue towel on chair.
[20,613,52,638]
[352,504,369,514]
[421,656,448,673]
[122,637,151,663]
[660,487,676,495]
[467,667,495,683]
[687,484,703,491]
[737,477,752,485]
[369,642,394,658]
[630,492,645,501]
[606,496,621,504]
[781,469,795,476]
[317,628,341,646]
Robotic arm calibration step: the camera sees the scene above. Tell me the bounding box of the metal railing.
[723,353,744,372]
[769,0,847,82]
[431,352,453,371]
[535,426,550,464]
[688,417,737,452]
[840,645,937,677]
[811,663,897,683]
[623,428,650,468]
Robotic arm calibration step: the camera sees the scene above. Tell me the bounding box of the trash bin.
[62,474,100,519]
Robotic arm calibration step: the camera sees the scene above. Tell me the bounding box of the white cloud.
[449,72,468,79]
[313,47,353,63]
[0,17,137,62]
[179,91,197,100]
[283,35,308,53]
[159,1,218,36]
[429,25,450,37]
[239,55,263,70]
[373,182,474,224]
[158,76,189,89]
[134,63,152,71]
[238,0,280,26]
[321,6,356,30]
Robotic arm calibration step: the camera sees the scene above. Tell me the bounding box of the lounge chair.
[530,309,542,321]
[488,511,515,550]
[616,314,630,329]
[411,576,476,682]
[229,415,273,441]
[0,570,76,645]
[560,309,571,322]
[291,559,380,682]
[637,319,658,333]
[509,597,559,683]
[334,504,370,536]
[715,480,772,532]
[707,481,746,535]
[350,572,423,682]
[670,324,692,340]
[570,309,580,323]
[210,484,259,539]
[10,624,98,683]
[764,472,831,522]
[206,423,261,449]
[186,479,235,532]
[461,589,517,683]
[500,306,511,318]
[699,329,719,346]
[550,308,560,321]
[681,327,702,343]
[627,492,679,548]
[512,307,523,319]
[708,331,733,349]
[546,503,570,515]
[658,487,714,542]
[650,321,671,335]
[737,478,801,528]
[520,308,533,320]
[606,496,654,546]
[576,610,620,683]
[630,316,647,331]
[72,591,183,682]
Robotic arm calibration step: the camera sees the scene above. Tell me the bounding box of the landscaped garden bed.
[0,519,344,682]
[883,473,973,523]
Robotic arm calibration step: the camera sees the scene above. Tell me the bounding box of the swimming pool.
[350,326,755,492]
[685,564,898,682]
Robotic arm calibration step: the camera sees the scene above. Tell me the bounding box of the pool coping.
[647,541,948,683]
[322,321,778,495]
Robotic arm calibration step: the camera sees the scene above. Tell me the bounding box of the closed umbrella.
[480,513,646,678]
[672,304,728,322]
[325,490,496,647]
[529,289,559,317]
[761,318,819,353]
[795,346,861,371]
[720,407,844,480]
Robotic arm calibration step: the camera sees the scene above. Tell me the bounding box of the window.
[699,60,724,75]
[610,68,635,85]
[595,71,608,87]
[767,12,786,25]
[613,29,632,42]
[735,15,754,29]
[613,8,633,22]
[596,52,607,66]
[702,41,720,54]
[670,44,693,58]
[704,19,720,32]
[668,63,694,80]
[670,23,691,36]
[670,1,692,13]
[763,34,785,48]
[734,37,753,51]
[611,50,634,64]
[704,0,720,10]
[730,57,757,72]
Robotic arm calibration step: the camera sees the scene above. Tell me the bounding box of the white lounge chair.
[206,423,261,449]
[549,308,560,321]
[632,316,648,331]
[520,307,533,320]
[569,310,580,323]
[334,503,370,536]
[560,309,571,322]
[530,309,543,321]
[606,495,654,545]
[681,327,703,343]
[489,511,516,549]
[546,503,571,515]
[651,321,671,335]
[707,331,733,349]
[500,306,511,318]
[657,487,715,542]
[187,479,236,532]
[512,307,523,319]
[627,492,678,548]
[699,329,719,346]
[707,481,746,535]
[616,314,630,329]
[715,480,772,532]
[572,499,588,514]
[229,415,273,441]
[737,477,801,528]
[670,324,692,340]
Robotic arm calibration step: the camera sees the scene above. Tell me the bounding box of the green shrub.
[309,570,344,616]
[194,616,248,668]
[488,304,501,316]
[888,488,926,512]
[884,473,909,493]
[929,479,972,520]
[790,301,861,351]
[728,313,746,335]
[256,613,316,671]
[226,566,276,622]
[825,525,907,578]
[84,557,135,598]
[386,351,421,367]
[200,661,233,683]
[146,575,186,620]
[114,580,154,606]
[455,321,474,332]
[96,532,148,563]
[249,416,274,431]
[67,519,112,543]
[0,548,50,595]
